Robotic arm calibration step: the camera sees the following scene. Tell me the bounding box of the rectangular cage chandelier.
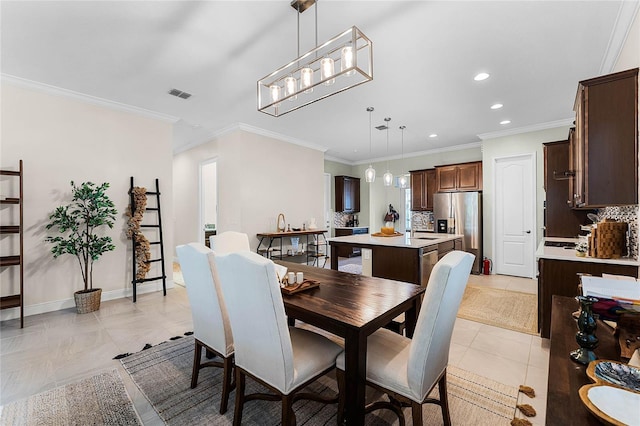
[257,22,373,117]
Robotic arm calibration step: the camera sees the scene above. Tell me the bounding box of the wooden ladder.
[129,177,166,302]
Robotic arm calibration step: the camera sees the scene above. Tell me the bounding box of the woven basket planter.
[74,288,102,314]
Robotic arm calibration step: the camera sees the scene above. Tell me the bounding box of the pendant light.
[364,107,376,183]
[398,125,409,189]
[383,117,393,186]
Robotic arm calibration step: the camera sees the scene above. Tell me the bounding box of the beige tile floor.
[0,271,548,425]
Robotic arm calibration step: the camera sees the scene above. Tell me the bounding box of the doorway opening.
[200,158,217,246]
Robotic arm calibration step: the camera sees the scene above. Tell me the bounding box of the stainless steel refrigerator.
[433,191,483,274]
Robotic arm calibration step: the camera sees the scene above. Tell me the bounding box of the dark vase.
[570,295,599,364]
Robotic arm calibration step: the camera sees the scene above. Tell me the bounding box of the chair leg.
[411,401,423,426]
[233,369,245,426]
[439,372,451,426]
[219,356,233,414]
[191,340,203,389]
[282,393,295,426]
[336,369,345,425]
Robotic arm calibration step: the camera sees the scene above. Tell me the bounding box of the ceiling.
[1,1,637,164]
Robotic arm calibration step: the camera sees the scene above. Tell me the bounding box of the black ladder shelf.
[129,177,166,302]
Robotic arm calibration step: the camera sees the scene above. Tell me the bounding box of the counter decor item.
[578,383,640,426]
[571,295,600,365]
[586,360,640,392]
[308,218,317,229]
[45,181,117,314]
[616,313,640,360]
[576,241,588,257]
[277,213,286,232]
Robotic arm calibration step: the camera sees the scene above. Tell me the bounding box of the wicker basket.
[74,288,102,314]
[595,220,628,259]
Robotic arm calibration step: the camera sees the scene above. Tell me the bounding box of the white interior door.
[494,154,536,278]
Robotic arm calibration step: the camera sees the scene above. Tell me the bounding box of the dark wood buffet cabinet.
[570,68,638,208]
[537,257,638,338]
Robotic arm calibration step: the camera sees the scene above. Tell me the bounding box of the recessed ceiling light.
[500,120,511,125]
[429,134,438,138]
[474,72,490,81]
[491,103,503,109]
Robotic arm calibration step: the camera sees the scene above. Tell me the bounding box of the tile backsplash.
[596,205,638,259]
[411,211,435,231]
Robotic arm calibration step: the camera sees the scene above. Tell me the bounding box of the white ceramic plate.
[587,385,640,426]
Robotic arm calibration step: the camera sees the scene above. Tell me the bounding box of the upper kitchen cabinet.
[435,161,482,192]
[570,68,638,208]
[543,140,588,237]
[410,169,436,211]
[335,175,360,213]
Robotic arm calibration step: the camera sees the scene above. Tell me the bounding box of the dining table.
[276,261,426,425]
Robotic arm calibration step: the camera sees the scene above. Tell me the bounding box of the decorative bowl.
[587,360,640,392]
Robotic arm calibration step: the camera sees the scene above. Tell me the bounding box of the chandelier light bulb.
[365,107,375,183]
[321,57,335,85]
[300,67,314,93]
[270,84,281,106]
[341,45,355,76]
[398,174,409,189]
[365,165,376,183]
[284,76,297,101]
[383,170,393,187]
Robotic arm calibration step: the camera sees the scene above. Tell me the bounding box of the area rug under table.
[121,335,522,425]
[0,369,141,425]
[457,285,538,335]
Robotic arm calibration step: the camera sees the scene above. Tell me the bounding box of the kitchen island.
[329,233,463,286]
[536,237,640,338]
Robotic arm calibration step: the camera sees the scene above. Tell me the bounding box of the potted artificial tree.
[46,181,118,313]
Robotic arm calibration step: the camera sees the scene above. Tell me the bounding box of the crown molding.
[172,122,329,156]
[352,141,483,166]
[324,155,354,165]
[477,118,573,141]
[600,0,640,74]
[237,123,328,153]
[1,73,180,123]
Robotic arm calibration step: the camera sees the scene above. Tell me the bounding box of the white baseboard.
[0,281,175,322]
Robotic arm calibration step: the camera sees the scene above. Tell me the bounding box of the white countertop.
[328,233,463,249]
[536,237,640,266]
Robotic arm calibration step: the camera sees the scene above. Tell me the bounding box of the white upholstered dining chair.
[213,250,344,425]
[209,231,250,254]
[176,243,234,414]
[336,250,474,425]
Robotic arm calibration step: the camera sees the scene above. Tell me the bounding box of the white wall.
[173,129,325,253]
[481,126,570,263]
[0,83,173,319]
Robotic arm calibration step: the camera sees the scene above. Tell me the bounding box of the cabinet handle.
[526,230,531,234]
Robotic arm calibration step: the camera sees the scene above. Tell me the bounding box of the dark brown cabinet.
[334,227,368,257]
[543,140,588,237]
[335,176,360,213]
[410,169,435,211]
[570,68,638,208]
[435,161,482,192]
[537,258,638,338]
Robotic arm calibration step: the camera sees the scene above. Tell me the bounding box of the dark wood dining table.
[276,261,425,425]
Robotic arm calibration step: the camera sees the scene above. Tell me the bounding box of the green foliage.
[45,181,118,290]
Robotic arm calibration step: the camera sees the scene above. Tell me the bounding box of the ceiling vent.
[168,88,192,99]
